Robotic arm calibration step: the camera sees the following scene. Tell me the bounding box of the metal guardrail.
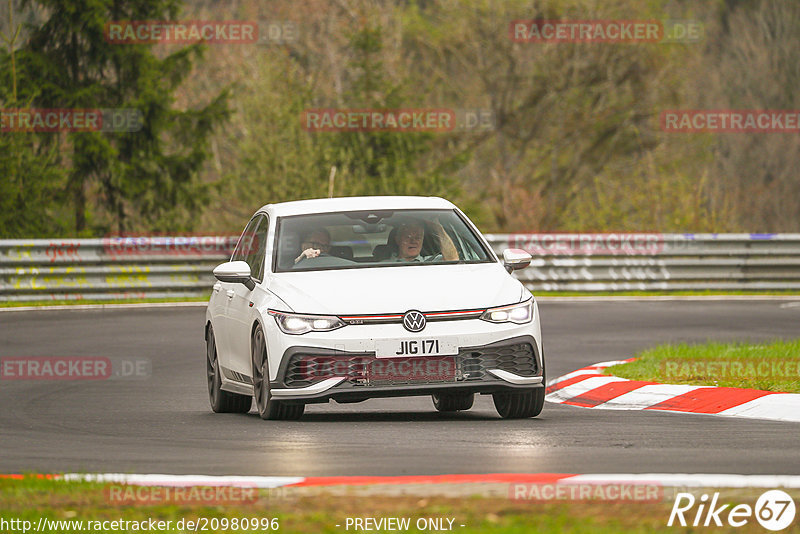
[0,237,236,302]
[488,233,800,291]
[1,234,800,301]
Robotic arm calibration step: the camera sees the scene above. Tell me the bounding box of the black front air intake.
[283,342,538,388]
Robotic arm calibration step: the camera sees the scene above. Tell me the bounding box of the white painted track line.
[546,376,629,403]
[62,473,305,488]
[718,394,800,423]
[44,473,800,489]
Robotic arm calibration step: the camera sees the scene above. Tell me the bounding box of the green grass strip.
[3,476,789,533]
[608,339,800,393]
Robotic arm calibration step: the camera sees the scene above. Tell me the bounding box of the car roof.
[259,196,456,217]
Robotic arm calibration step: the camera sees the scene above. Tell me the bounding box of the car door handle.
[226,290,235,299]
[213,283,221,293]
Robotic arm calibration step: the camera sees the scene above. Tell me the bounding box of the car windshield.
[273,209,493,272]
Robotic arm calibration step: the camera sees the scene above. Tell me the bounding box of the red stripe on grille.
[425,309,484,317]
[340,309,483,321]
[340,314,403,320]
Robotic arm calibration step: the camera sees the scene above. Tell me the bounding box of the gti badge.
[402,310,426,332]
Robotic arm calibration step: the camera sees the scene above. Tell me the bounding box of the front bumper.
[270,335,544,403]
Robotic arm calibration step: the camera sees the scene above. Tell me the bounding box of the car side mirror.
[213,261,255,290]
[502,248,532,273]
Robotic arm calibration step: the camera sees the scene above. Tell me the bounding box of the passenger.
[294,229,331,264]
[388,219,458,262]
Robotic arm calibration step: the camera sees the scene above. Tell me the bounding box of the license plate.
[374,338,459,358]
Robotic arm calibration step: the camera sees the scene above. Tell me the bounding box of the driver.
[294,229,331,264]
[388,219,458,262]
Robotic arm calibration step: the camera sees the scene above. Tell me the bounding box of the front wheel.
[252,324,304,421]
[432,392,474,412]
[492,387,545,419]
[206,324,252,413]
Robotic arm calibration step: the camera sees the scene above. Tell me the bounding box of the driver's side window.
[231,216,260,263]
[231,214,269,281]
[247,216,269,281]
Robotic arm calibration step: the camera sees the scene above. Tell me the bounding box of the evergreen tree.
[3,0,228,235]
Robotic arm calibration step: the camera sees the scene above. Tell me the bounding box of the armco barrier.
[487,233,800,291]
[0,237,236,302]
[1,234,799,301]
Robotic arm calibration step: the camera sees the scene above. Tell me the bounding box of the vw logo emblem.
[402,310,426,332]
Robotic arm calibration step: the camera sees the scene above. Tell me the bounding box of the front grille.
[284,355,371,388]
[460,343,538,380]
[283,342,537,388]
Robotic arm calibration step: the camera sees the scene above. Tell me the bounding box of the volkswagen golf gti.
[205,196,544,420]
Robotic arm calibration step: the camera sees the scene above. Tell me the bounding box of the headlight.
[268,310,346,335]
[480,299,533,324]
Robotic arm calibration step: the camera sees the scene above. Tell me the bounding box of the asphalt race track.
[1,300,798,476]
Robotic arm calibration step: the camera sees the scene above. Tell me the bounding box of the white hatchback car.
[205,196,544,420]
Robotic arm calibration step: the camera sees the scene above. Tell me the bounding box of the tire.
[493,387,545,419]
[432,392,474,412]
[206,324,252,413]
[252,323,304,421]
